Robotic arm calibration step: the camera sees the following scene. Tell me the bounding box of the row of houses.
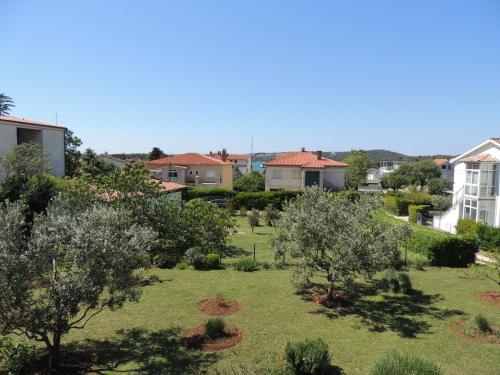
[0,115,499,231]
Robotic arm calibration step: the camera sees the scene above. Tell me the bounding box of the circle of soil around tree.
[197,298,240,316]
[181,325,244,352]
[450,319,500,344]
[478,291,500,307]
[311,291,353,309]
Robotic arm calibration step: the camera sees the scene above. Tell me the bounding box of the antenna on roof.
[251,136,254,156]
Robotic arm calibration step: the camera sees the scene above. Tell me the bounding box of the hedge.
[234,191,301,210]
[408,205,430,224]
[384,192,432,216]
[182,187,234,201]
[428,236,478,267]
[457,219,500,252]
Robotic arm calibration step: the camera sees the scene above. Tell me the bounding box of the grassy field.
[60,216,500,374]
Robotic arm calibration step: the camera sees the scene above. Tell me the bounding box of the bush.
[0,336,36,375]
[205,318,226,340]
[284,338,331,375]
[185,247,207,269]
[382,270,412,294]
[234,172,265,192]
[405,227,447,256]
[264,204,280,226]
[427,178,449,195]
[175,261,189,270]
[384,192,432,216]
[429,235,478,267]
[409,253,429,271]
[371,351,443,375]
[408,204,430,224]
[247,208,260,232]
[182,187,234,201]
[430,195,452,211]
[235,191,301,210]
[476,224,500,252]
[456,218,479,236]
[466,313,493,335]
[153,252,180,269]
[239,207,248,217]
[204,253,221,269]
[233,258,260,272]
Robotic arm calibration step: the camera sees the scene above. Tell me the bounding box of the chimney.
[301,147,306,152]
[317,151,322,160]
[221,148,228,162]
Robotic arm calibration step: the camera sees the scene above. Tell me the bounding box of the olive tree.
[0,198,157,370]
[272,187,411,301]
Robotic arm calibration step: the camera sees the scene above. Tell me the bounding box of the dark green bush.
[456,218,479,236]
[476,224,500,252]
[175,261,189,270]
[185,247,207,269]
[247,208,260,232]
[235,191,300,210]
[398,272,412,294]
[371,351,443,375]
[153,252,180,269]
[182,187,234,201]
[205,318,226,340]
[0,336,37,375]
[430,194,452,211]
[408,204,430,223]
[233,258,260,272]
[264,204,280,226]
[382,270,412,294]
[429,236,478,267]
[204,253,221,269]
[384,192,432,216]
[284,338,331,375]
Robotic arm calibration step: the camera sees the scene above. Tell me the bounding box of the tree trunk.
[48,334,61,372]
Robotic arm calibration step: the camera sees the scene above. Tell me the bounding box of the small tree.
[344,150,370,189]
[78,148,117,180]
[64,129,82,177]
[0,142,49,180]
[148,147,165,161]
[381,172,406,191]
[248,208,260,233]
[0,198,156,370]
[0,93,15,115]
[234,172,265,192]
[272,187,411,301]
[427,178,450,195]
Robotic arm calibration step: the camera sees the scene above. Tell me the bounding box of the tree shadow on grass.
[306,282,464,338]
[63,327,217,374]
[221,245,251,258]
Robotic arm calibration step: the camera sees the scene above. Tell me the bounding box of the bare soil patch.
[450,319,499,344]
[181,325,243,352]
[311,291,353,308]
[478,291,500,307]
[198,298,240,316]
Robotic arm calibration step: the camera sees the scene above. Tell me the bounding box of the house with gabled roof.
[208,149,252,175]
[145,152,233,189]
[434,138,500,232]
[264,148,348,191]
[0,115,66,177]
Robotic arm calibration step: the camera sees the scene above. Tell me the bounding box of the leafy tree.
[0,93,14,115]
[413,160,441,188]
[147,147,164,161]
[0,142,49,180]
[247,208,260,233]
[0,198,156,370]
[233,166,243,180]
[78,148,117,180]
[64,129,82,177]
[344,150,369,189]
[272,187,411,301]
[427,178,450,195]
[234,172,265,192]
[381,172,406,191]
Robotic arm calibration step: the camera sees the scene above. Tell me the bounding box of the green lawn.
[60,216,500,374]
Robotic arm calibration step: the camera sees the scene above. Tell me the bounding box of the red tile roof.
[0,115,66,130]
[434,158,448,166]
[145,153,231,169]
[209,153,250,161]
[265,151,348,169]
[157,181,187,192]
[462,153,499,163]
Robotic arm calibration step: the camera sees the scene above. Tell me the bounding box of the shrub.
[235,191,301,210]
[183,187,234,201]
[234,258,260,272]
[466,313,493,335]
[175,261,189,270]
[430,194,452,211]
[185,246,207,269]
[0,336,36,375]
[234,172,265,192]
[429,236,478,267]
[408,204,430,224]
[284,338,331,375]
[405,227,447,256]
[205,318,226,340]
[153,252,180,269]
[382,270,412,294]
[476,224,500,252]
[427,178,450,195]
[264,204,280,226]
[409,253,429,271]
[371,351,443,375]
[456,218,479,236]
[239,207,248,217]
[247,208,260,232]
[204,253,221,269]
[384,192,432,216]
[398,272,412,294]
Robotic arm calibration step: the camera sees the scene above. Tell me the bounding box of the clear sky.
[1,0,499,155]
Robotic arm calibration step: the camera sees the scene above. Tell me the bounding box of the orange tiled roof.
[157,181,187,192]
[434,158,448,165]
[462,153,499,163]
[209,153,250,161]
[265,151,348,169]
[0,115,66,130]
[145,153,231,168]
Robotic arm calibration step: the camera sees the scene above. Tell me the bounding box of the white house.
[208,150,252,175]
[264,149,348,191]
[0,115,66,176]
[434,158,454,180]
[434,138,500,233]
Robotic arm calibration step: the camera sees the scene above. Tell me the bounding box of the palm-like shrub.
[466,313,493,335]
[371,351,443,375]
[284,338,331,375]
[234,258,260,272]
[205,318,226,340]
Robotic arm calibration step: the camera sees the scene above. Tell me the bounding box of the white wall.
[265,166,302,191]
[0,123,17,156]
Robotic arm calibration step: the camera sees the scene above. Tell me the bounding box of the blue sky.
[1,1,499,155]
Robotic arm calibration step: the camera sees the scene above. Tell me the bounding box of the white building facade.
[0,116,66,176]
[434,138,500,233]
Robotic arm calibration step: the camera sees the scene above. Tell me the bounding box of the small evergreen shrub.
[204,253,221,269]
[185,246,207,269]
[466,313,493,335]
[476,224,500,252]
[429,236,478,267]
[262,261,272,270]
[205,318,226,340]
[234,258,260,272]
[382,270,412,294]
[284,338,331,375]
[175,261,189,270]
[264,204,280,226]
[371,351,443,375]
[0,336,36,375]
[153,252,180,269]
[247,208,260,232]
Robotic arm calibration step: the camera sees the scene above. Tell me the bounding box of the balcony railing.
[185,176,222,185]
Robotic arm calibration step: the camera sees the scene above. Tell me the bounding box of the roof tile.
[265,151,348,168]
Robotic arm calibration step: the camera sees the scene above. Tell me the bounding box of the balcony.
[185,176,222,186]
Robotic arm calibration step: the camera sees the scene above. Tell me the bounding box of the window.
[441,165,447,170]
[478,200,495,226]
[479,164,496,197]
[167,169,178,178]
[464,164,479,196]
[463,199,478,221]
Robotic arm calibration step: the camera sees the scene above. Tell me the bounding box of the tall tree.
[234,172,265,192]
[272,187,411,302]
[64,129,82,177]
[0,93,15,115]
[0,198,156,370]
[78,148,117,180]
[344,150,370,189]
[148,147,164,160]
